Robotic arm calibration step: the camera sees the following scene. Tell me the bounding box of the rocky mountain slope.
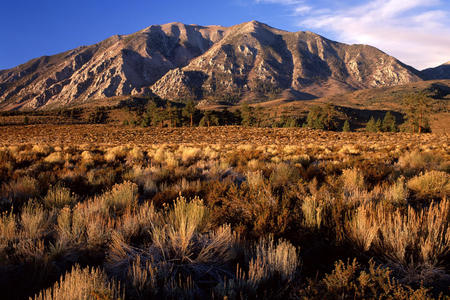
[423,62,450,79]
[0,21,427,110]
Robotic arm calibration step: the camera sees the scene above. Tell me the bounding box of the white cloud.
[256,0,450,69]
[293,5,312,15]
[301,0,450,69]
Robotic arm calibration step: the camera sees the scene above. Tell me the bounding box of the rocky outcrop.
[151,23,425,101]
[0,20,427,110]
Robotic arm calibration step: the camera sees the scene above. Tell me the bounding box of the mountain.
[422,62,450,80]
[0,21,427,110]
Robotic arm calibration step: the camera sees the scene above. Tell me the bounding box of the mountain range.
[0,21,447,110]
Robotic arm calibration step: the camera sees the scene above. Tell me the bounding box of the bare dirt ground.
[1,124,449,148]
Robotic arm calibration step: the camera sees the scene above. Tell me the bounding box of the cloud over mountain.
[254,0,450,70]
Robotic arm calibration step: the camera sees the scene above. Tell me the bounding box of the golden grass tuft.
[32,265,124,300]
[407,170,450,199]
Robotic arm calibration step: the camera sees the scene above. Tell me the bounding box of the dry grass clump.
[32,264,124,300]
[101,181,138,216]
[128,146,144,160]
[43,184,78,209]
[269,162,300,189]
[295,259,434,299]
[20,201,54,239]
[43,152,64,164]
[107,196,238,298]
[1,176,39,207]
[179,146,203,165]
[407,170,450,200]
[341,168,365,191]
[105,145,128,162]
[398,150,443,170]
[346,199,450,285]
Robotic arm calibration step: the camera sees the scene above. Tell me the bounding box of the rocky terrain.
[0,20,441,111]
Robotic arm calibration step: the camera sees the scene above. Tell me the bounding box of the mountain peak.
[0,21,428,110]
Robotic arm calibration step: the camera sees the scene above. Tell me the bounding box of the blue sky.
[1,0,449,71]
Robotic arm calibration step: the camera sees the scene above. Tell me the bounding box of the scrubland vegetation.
[0,126,450,299]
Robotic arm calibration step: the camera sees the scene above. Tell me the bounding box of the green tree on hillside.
[342,120,351,132]
[220,107,232,126]
[254,104,264,127]
[382,111,398,132]
[305,105,323,129]
[375,118,382,132]
[182,100,198,127]
[304,104,338,131]
[240,103,254,127]
[403,92,431,133]
[366,117,376,132]
[323,103,338,131]
[199,110,219,127]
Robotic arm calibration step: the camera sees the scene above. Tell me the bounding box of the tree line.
[124,100,301,128]
[122,91,432,133]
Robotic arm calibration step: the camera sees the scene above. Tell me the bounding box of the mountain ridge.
[0,20,438,110]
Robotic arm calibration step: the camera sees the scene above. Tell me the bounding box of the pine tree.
[240,103,254,126]
[375,118,382,132]
[305,105,323,128]
[366,117,376,132]
[182,100,198,127]
[323,103,338,131]
[382,111,398,132]
[200,110,219,127]
[146,101,158,127]
[254,104,264,127]
[342,120,351,132]
[221,107,232,126]
[403,91,431,133]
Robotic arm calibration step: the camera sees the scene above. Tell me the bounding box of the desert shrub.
[269,162,300,190]
[1,175,39,209]
[32,144,53,156]
[341,168,365,191]
[43,152,64,164]
[67,198,111,253]
[128,146,144,160]
[105,145,128,162]
[295,259,434,299]
[80,150,93,161]
[384,175,409,205]
[101,181,138,216]
[180,146,202,165]
[32,264,123,300]
[233,236,300,299]
[107,196,237,298]
[20,201,54,239]
[345,203,379,252]
[302,195,325,230]
[0,210,16,256]
[116,201,157,243]
[398,151,443,170]
[43,184,78,209]
[346,200,450,286]
[407,170,450,200]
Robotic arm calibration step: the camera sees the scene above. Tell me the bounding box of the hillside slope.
[0,21,426,110]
